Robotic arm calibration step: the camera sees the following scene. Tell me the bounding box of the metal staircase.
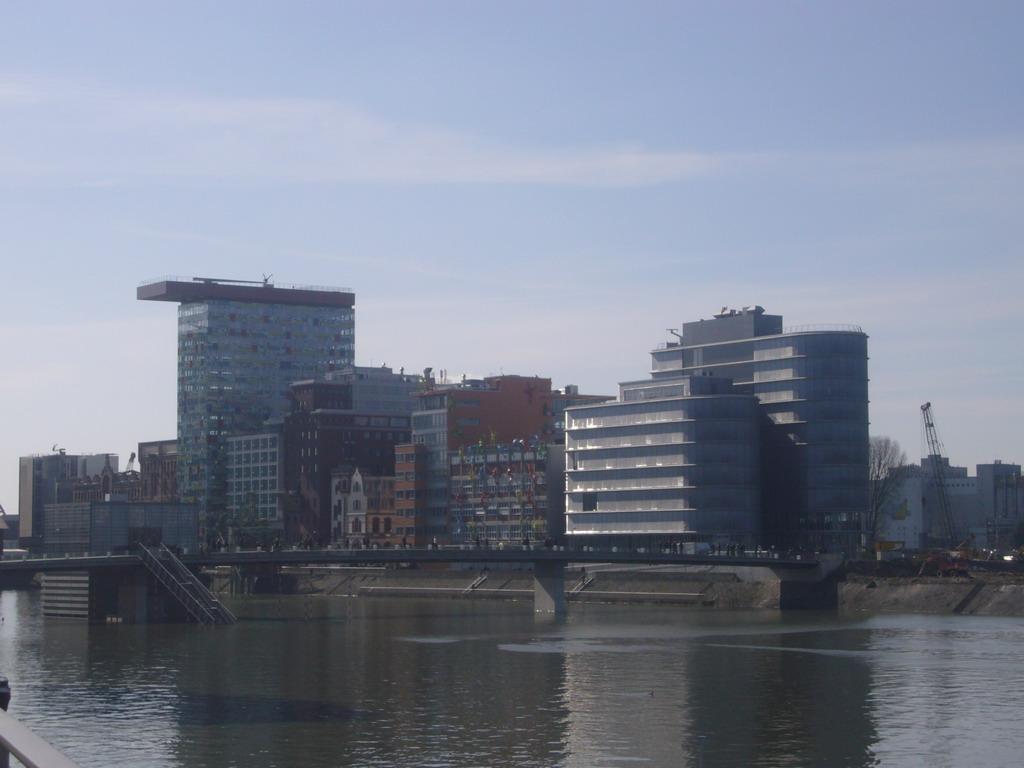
[570,573,594,595]
[462,572,488,595]
[137,544,236,625]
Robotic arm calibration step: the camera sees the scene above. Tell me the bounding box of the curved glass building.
[567,307,869,554]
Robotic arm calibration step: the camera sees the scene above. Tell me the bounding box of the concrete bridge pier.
[533,561,566,614]
[730,557,845,610]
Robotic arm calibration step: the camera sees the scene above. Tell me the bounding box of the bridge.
[0,546,832,619]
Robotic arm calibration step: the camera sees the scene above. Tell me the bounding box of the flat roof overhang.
[137,279,354,309]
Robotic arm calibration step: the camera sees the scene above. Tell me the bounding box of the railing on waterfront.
[0,680,83,768]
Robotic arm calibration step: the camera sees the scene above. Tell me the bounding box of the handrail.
[462,572,488,595]
[138,545,217,624]
[154,545,236,624]
[137,545,236,625]
[0,708,83,768]
[570,573,594,594]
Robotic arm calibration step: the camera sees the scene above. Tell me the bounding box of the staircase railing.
[155,544,236,624]
[462,572,488,595]
[137,544,236,625]
[569,573,594,595]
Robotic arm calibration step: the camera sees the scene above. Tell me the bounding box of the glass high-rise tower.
[138,277,355,517]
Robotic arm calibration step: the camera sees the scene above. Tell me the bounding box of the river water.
[0,589,1022,768]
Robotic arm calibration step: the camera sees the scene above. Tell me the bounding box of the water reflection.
[1,591,1023,767]
[176,693,362,725]
[693,627,877,767]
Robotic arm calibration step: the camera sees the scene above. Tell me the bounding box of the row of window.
[570,488,757,513]
[227,479,278,492]
[229,465,277,479]
[228,437,278,451]
[450,450,543,464]
[228,451,278,465]
[567,464,758,489]
[566,508,758,531]
[568,399,756,429]
[755,379,868,402]
[412,412,448,429]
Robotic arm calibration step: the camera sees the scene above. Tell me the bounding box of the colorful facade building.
[394,374,609,545]
[448,442,550,544]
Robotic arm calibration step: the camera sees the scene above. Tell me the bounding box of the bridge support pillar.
[533,561,566,614]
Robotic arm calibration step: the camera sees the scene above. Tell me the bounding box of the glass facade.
[43,501,200,555]
[448,444,549,543]
[565,379,761,543]
[151,282,355,517]
[225,432,283,524]
[649,309,869,553]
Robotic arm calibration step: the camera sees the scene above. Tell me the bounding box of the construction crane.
[921,402,957,547]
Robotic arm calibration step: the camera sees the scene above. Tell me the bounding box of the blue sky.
[2,1,1022,510]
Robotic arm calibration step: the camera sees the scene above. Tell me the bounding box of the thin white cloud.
[3,76,1022,196]
[0,77,719,187]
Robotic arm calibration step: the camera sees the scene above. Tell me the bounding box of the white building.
[879,457,1022,550]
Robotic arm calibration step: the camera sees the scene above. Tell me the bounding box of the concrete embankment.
[839,572,1024,616]
[209,566,801,610]
[207,562,1024,616]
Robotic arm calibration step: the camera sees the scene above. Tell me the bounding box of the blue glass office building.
[567,307,869,554]
[565,375,761,546]
[139,277,354,517]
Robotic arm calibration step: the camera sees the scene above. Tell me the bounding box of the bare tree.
[868,435,909,543]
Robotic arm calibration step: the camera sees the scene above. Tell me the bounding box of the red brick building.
[282,366,419,544]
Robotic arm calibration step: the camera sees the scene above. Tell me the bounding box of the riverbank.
[207,561,1024,617]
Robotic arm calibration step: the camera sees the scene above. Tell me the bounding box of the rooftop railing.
[654,323,864,349]
[783,324,863,334]
[138,276,353,293]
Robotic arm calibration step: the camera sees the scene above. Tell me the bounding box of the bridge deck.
[0,547,820,573]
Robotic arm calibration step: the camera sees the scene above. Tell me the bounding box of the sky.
[1,0,1022,511]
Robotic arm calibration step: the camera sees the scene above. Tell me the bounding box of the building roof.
[137,277,354,308]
